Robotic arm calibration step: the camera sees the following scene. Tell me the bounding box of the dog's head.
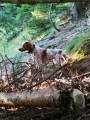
[19,41,33,52]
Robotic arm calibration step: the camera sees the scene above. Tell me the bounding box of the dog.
[19,41,68,69]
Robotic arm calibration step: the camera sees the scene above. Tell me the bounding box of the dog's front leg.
[61,55,68,64]
[54,54,61,65]
[34,55,40,71]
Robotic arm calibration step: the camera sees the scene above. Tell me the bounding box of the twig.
[72,72,90,79]
[77,114,90,120]
[0,66,32,92]
[5,54,14,64]
[5,55,32,90]
[31,62,49,80]
[16,67,32,81]
[49,3,60,32]
[0,54,10,92]
[5,54,17,89]
[32,110,60,120]
[30,63,69,89]
[0,63,3,87]
[14,61,32,68]
[29,62,50,86]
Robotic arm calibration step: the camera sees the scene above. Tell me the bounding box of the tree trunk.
[70,2,89,22]
[75,2,89,19]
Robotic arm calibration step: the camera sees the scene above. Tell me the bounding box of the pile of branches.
[0,53,90,120]
[0,53,90,94]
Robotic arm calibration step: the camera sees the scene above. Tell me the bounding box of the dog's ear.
[41,49,47,63]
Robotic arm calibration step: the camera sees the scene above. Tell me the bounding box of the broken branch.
[30,63,69,89]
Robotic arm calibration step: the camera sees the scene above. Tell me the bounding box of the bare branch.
[30,63,69,89]
[49,4,60,32]
[0,54,10,92]
[72,72,90,79]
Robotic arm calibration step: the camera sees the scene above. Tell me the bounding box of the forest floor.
[0,52,90,120]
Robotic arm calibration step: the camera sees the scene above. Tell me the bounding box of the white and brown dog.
[19,41,68,68]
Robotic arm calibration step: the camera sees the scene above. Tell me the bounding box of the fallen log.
[0,88,85,110]
[0,88,59,107]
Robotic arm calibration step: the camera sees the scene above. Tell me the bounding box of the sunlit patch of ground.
[71,52,85,62]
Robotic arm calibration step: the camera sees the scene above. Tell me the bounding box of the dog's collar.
[28,44,35,53]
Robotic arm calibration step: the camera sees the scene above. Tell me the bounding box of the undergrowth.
[64,30,90,61]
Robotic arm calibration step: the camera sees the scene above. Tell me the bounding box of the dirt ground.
[0,105,90,120]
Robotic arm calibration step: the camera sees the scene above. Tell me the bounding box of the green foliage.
[0,4,18,39]
[64,30,90,54]
[25,4,50,38]
[0,3,70,41]
[0,3,70,58]
[51,3,70,20]
[55,3,70,13]
[64,36,80,53]
[16,4,33,23]
[33,4,49,13]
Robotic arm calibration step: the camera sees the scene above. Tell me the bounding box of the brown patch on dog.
[41,49,47,63]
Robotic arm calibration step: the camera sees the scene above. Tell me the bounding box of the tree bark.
[0,0,89,4]
[0,88,60,107]
[0,88,85,110]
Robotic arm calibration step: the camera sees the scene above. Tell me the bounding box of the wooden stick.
[31,62,49,80]
[0,67,31,92]
[0,54,10,92]
[72,72,90,79]
[32,110,60,119]
[30,63,69,89]
[5,54,16,89]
